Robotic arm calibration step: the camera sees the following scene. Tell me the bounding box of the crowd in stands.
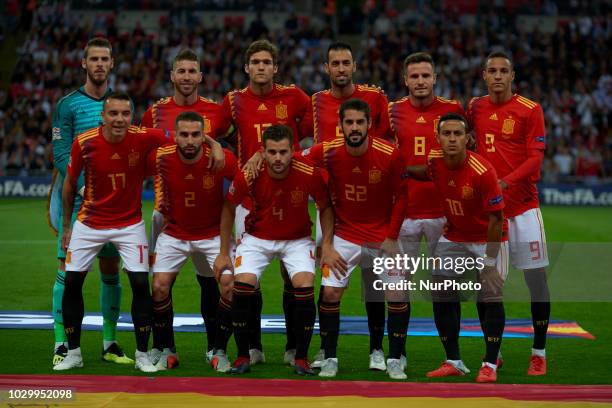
[1,1,610,184]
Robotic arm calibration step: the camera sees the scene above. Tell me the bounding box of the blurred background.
[0,0,609,192]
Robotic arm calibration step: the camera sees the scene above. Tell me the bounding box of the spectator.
[553,143,574,182]
[1,1,609,183]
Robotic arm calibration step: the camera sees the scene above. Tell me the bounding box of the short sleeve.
[226,170,248,205]
[140,106,153,127]
[222,149,239,181]
[145,149,158,177]
[299,143,324,167]
[309,167,330,210]
[526,104,546,152]
[66,140,83,182]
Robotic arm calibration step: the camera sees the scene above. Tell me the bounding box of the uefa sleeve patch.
[535,136,545,143]
[489,195,503,206]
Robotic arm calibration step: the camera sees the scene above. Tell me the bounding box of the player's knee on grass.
[322,285,344,303]
[220,275,234,300]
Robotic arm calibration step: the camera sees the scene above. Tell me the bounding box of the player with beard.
[215,124,333,375]
[147,111,238,371]
[301,99,408,379]
[50,37,128,367]
[309,41,391,371]
[141,49,226,363]
[387,52,466,367]
[312,42,390,143]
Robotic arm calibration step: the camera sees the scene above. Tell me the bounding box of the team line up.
[47,37,551,383]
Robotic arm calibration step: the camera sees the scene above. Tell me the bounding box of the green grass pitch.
[0,198,610,384]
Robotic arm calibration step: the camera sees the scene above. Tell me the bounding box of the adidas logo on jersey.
[448,180,456,187]
[489,113,498,120]
[258,103,267,111]
[185,173,194,180]
[416,116,426,123]
[111,153,121,160]
[352,166,362,173]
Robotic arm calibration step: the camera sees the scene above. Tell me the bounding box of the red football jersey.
[428,150,506,243]
[141,96,227,212]
[312,85,391,143]
[389,96,465,219]
[467,94,546,217]
[141,96,227,138]
[149,146,238,241]
[301,137,407,245]
[220,84,313,166]
[67,126,170,229]
[227,158,329,241]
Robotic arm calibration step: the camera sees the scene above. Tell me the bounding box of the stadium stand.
[0,1,610,183]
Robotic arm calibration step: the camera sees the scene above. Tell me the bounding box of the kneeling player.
[408,113,508,383]
[148,111,238,370]
[214,124,334,375]
[301,99,409,379]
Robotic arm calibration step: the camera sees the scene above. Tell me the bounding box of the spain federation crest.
[276,102,288,120]
[291,188,304,204]
[462,185,474,200]
[128,151,140,167]
[502,118,515,136]
[369,169,381,184]
[203,175,215,190]
[204,118,212,134]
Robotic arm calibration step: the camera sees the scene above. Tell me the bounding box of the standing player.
[310,42,391,371]
[50,37,129,367]
[408,113,508,383]
[312,41,390,143]
[148,111,238,371]
[54,92,171,372]
[214,124,333,375]
[388,52,465,363]
[219,39,313,365]
[301,99,409,379]
[468,51,550,375]
[141,48,226,362]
